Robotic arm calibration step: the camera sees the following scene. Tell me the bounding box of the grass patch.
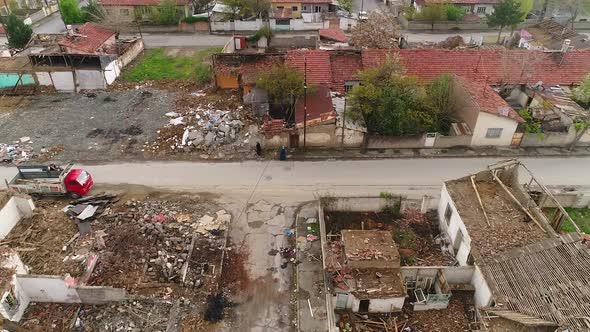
[547,207,590,234]
[121,47,221,84]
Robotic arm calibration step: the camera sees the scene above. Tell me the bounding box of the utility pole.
[303,54,307,149]
[340,97,346,150]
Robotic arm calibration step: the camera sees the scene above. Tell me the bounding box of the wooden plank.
[470,175,491,226]
[491,171,546,233]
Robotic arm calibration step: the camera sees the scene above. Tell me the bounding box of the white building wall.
[438,184,472,266]
[49,72,75,92]
[104,60,121,85]
[35,72,53,86]
[15,275,81,303]
[471,265,492,307]
[0,196,35,240]
[348,294,405,313]
[0,252,29,322]
[76,70,106,90]
[470,112,518,147]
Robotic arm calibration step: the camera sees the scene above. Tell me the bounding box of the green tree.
[338,0,353,14]
[242,0,270,18]
[427,74,455,127]
[486,0,525,43]
[348,56,437,136]
[517,0,533,19]
[444,4,465,21]
[154,0,179,25]
[256,62,305,112]
[81,0,105,22]
[60,0,85,24]
[417,4,446,31]
[221,0,243,20]
[563,0,590,30]
[573,74,590,108]
[5,14,33,49]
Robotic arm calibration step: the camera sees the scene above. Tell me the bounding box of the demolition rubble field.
[0,88,259,164]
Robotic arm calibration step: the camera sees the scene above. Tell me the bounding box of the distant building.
[98,0,192,24]
[413,0,498,17]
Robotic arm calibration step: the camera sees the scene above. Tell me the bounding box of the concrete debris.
[143,92,257,158]
[0,142,34,164]
[93,198,227,293]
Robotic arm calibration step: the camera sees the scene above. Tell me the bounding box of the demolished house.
[330,230,407,313]
[23,23,144,92]
[0,191,231,329]
[438,159,590,331]
[505,84,590,146]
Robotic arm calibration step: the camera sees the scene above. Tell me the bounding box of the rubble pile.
[0,138,34,163]
[92,198,229,293]
[144,91,254,158]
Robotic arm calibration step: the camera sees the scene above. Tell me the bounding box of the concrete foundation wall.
[118,39,145,68]
[76,286,127,304]
[76,70,106,90]
[16,275,80,303]
[15,275,127,304]
[401,266,474,285]
[367,135,425,149]
[0,196,34,240]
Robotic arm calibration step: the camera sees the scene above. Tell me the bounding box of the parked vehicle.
[5,164,94,198]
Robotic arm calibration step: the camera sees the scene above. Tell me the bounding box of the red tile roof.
[331,52,361,94]
[286,49,333,86]
[100,0,188,5]
[57,23,115,53]
[361,49,590,85]
[272,0,331,3]
[455,75,525,123]
[319,28,347,43]
[295,85,335,124]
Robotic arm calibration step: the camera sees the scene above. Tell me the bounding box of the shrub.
[444,4,465,21]
[60,0,85,24]
[5,14,33,49]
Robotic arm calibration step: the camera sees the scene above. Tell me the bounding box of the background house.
[413,0,498,17]
[451,76,525,147]
[99,0,192,24]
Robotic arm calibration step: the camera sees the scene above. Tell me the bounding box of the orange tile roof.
[57,23,115,53]
[331,52,361,94]
[361,49,590,85]
[455,75,525,123]
[286,49,332,86]
[319,28,347,43]
[295,85,335,124]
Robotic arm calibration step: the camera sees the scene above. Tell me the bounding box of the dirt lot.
[0,88,260,163]
[325,209,454,266]
[0,90,172,162]
[2,199,82,276]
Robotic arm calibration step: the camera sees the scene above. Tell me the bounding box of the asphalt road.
[2,158,589,200]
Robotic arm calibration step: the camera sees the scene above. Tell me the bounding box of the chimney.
[66,25,73,36]
[561,39,572,53]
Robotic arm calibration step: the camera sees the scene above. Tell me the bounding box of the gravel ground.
[0,89,174,163]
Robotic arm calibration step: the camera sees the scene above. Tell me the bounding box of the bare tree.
[350,12,401,49]
[563,0,590,29]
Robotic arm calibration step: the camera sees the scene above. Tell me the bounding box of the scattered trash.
[283,228,294,237]
[306,234,318,242]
